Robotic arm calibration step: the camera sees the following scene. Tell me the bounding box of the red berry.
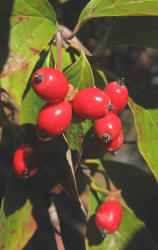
[31,67,69,103]
[72,88,111,120]
[98,129,123,153]
[104,79,128,114]
[94,111,121,143]
[96,200,122,236]
[13,144,39,178]
[37,101,72,138]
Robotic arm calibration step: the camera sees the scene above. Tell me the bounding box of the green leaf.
[0,0,57,78]
[105,16,158,50]
[0,174,37,250]
[1,58,39,106]
[51,46,73,71]
[65,120,92,151]
[64,49,94,150]
[101,160,158,247]
[12,0,56,23]
[75,0,158,34]
[65,49,95,90]
[20,88,45,125]
[128,98,158,181]
[86,187,157,250]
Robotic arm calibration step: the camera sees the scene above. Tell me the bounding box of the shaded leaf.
[105,16,158,50]
[75,0,158,34]
[0,173,37,250]
[128,98,158,181]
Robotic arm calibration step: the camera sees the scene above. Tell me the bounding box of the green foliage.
[1,0,158,249]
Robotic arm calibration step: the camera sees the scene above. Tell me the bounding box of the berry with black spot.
[104,79,128,114]
[96,200,122,236]
[94,111,122,143]
[98,129,123,153]
[13,144,39,178]
[31,67,69,103]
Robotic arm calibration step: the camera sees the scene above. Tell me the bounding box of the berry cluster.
[32,68,128,150]
[13,68,128,179]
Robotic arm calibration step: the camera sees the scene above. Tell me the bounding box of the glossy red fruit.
[98,129,123,153]
[104,79,128,114]
[96,200,122,236]
[31,67,69,103]
[13,144,39,178]
[37,101,72,138]
[94,111,121,143]
[72,88,111,120]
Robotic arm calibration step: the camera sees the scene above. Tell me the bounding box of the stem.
[56,31,62,72]
[65,23,81,40]
[90,181,110,195]
[48,204,65,250]
[81,164,110,195]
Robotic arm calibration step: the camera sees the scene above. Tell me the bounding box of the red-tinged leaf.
[128,98,158,181]
[1,58,39,106]
[0,174,37,250]
[0,0,57,79]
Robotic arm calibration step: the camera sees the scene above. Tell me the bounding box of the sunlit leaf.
[75,0,158,34]
[0,0,57,78]
[128,98,158,182]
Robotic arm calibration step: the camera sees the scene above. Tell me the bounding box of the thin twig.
[56,31,62,72]
[48,204,65,250]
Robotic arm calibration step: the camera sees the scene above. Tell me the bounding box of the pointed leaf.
[65,49,95,90]
[128,98,158,181]
[75,0,158,33]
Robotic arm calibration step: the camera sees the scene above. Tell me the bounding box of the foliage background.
[1,0,158,249]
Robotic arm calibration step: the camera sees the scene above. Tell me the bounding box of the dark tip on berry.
[34,74,43,84]
[117,77,125,86]
[36,127,52,141]
[103,133,111,144]
[23,168,30,178]
[111,150,118,156]
[108,103,116,111]
[99,228,108,238]
[40,130,50,139]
